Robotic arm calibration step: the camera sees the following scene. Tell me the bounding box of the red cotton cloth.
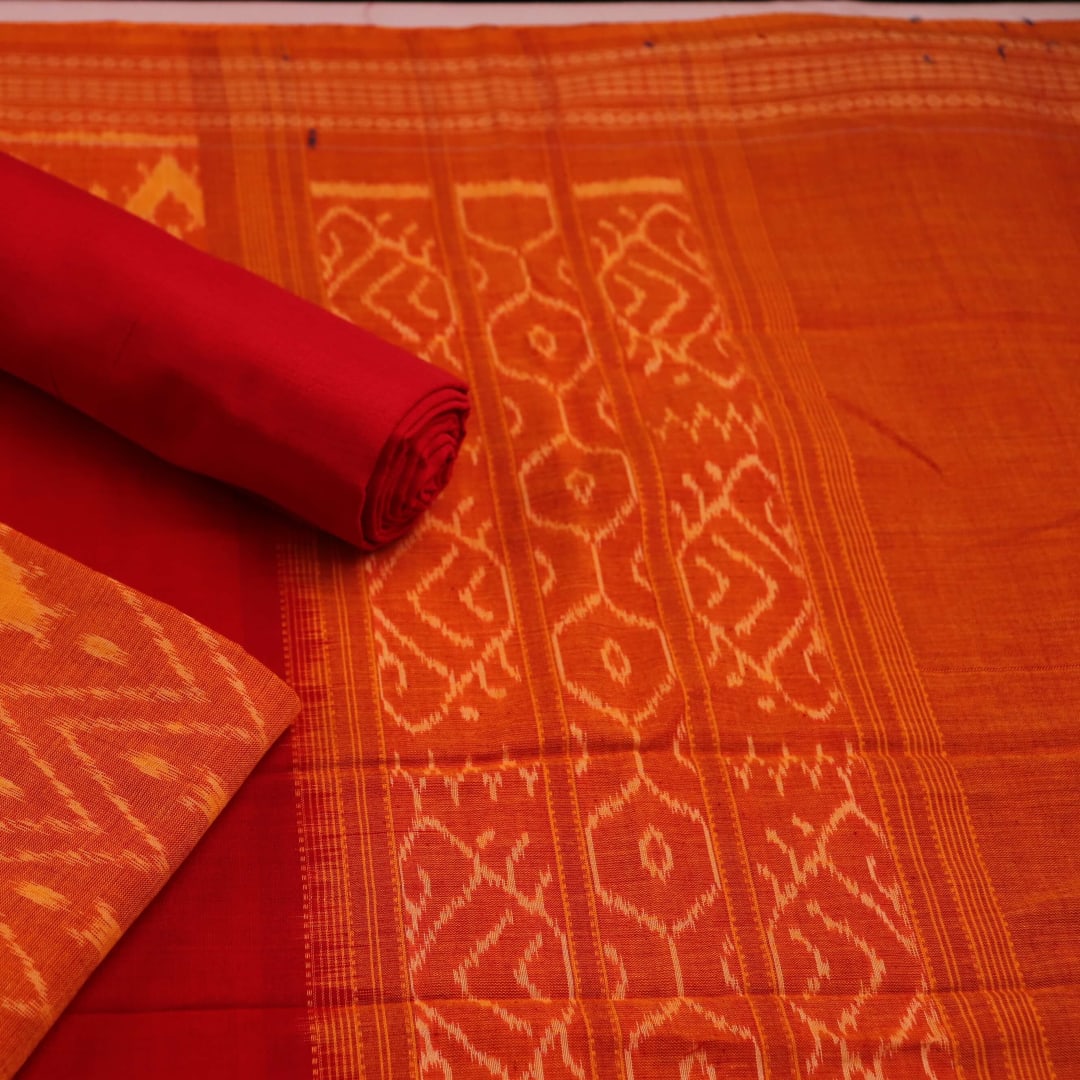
[0,151,469,550]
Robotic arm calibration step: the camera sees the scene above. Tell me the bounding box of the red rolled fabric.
[0,151,469,549]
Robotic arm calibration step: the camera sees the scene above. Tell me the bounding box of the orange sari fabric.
[0,526,298,1076]
[3,13,1079,1078]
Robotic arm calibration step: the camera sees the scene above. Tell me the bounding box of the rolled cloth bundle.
[0,151,469,549]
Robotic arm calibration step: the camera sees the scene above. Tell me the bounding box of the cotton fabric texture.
[1,12,1077,1080]
[0,525,299,1077]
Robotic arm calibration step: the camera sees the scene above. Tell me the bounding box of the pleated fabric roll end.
[0,150,470,551]
[360,386,471,550]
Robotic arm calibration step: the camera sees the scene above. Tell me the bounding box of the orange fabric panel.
[743,107,1080,1078]
[0,525,299,1076]
[274,19,1075,1078]
[1,13,1078,1080]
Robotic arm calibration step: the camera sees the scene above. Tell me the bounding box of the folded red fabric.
[0,151,469,549]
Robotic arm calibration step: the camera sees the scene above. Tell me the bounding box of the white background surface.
[0,2,1078,24]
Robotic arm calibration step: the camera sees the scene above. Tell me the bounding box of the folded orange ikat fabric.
[0,526,298,1076]
[1,12,1079,1080]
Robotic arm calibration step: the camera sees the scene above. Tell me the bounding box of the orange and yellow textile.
[0,524,299,1076]
[3,12,1080,1080]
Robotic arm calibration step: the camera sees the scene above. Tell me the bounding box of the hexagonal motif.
[552,593,674,730]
